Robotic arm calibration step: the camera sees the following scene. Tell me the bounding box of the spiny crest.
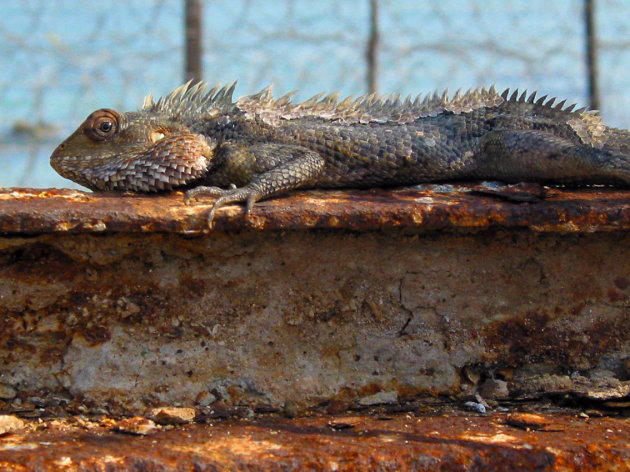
[499,88,589,115]
[500,88,605,146]
[142,81,238,119]
[141,82,596,127]
[238,85,508,125]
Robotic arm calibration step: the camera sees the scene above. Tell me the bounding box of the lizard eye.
[85,109,120,141]
[99,121,113,133]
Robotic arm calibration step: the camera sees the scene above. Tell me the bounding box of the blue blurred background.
[0,0,628,188]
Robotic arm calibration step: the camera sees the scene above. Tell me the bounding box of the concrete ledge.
[0,186,629,418]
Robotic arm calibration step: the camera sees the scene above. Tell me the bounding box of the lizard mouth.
[49,153,101,190]
[51,129,216,193]
[50,142,70,175]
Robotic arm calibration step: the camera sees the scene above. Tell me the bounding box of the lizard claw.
[184,185,229,205]
[185,184,262,227]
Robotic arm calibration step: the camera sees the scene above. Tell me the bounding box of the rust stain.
[482,307,630,368]
[2,186,630,234]
[614,277,629,290]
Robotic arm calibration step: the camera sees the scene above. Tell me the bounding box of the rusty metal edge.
[1,186,630,235]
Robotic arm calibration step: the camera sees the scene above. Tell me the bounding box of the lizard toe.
[204,186,263,226]
[184,185,229,205]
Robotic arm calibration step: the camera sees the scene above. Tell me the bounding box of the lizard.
[50,81,630,224]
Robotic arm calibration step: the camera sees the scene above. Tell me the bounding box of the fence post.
[366,0,380,95]
[185,0,203,83]
[584,0,600,110]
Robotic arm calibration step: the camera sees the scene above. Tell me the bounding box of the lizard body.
[51,82,630,222]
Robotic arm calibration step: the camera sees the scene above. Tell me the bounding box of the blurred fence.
[0,0,628,187]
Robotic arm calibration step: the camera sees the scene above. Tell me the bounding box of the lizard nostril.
[52,143,66,154]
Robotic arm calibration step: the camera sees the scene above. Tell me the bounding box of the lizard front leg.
[185,143,326,225]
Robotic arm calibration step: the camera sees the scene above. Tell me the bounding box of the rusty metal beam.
[2,186,630,234]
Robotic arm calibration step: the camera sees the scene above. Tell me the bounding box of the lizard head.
[50,107,217,192]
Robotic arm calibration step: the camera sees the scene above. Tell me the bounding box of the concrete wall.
[1,224,628,415]
[1,187,629,416]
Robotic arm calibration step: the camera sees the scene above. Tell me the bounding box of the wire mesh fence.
[0,0,628,187]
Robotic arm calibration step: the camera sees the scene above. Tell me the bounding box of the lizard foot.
[184,184,260,227]
[184,184,236,205]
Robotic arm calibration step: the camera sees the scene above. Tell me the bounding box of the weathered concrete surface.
[0,186,629,416]
[0,412,628,471]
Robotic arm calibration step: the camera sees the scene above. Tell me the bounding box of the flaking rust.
[3,185,630,233]
[0,413,628,470]
[1,185,630,469]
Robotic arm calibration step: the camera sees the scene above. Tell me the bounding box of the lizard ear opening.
[83,109,121,142]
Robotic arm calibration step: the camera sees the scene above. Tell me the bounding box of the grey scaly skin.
[51,81,630,224]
